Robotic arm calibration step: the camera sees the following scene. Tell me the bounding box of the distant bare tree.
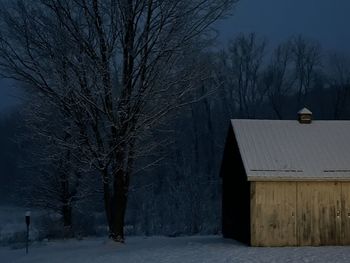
[263,42,294,119]
[290,35,322,108]
[327,52,350,119]
[224,33,267,118]
[214,49,238,118]
[0,0,237,242]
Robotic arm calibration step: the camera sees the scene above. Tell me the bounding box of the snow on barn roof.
[231,119,350,181]
[297,107,312,115]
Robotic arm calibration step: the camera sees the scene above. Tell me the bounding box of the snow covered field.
[2,206,350,262]
[1,235,350,263]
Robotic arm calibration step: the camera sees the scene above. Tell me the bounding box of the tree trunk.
[62,203,73,238]
[103,177,112,234]
[104,153,131,243]
[109,171,128,242]
[62,204,72,227]
[60,165,73,238]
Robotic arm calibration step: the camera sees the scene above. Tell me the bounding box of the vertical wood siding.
[250,182,297,246]
[341,182,350,245]
[251,181,350,246]
[297,182,341,246]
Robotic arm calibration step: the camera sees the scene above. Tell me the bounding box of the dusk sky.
[218,0,350,51]
[1,0,350,112]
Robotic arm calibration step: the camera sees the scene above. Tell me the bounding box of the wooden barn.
[221,108,350,246]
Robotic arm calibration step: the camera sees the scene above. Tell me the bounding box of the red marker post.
[25,211,31,254]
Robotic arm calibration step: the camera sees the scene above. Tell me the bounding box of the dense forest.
[1,30,350,239]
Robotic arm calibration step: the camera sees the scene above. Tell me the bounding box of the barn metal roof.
[231,119,350,181]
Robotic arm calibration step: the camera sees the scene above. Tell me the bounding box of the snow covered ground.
[0,206,44,245]
[1,235,350,263]
[1,206,350,262]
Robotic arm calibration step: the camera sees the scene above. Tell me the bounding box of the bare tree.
[326,52,350,119]
[263,41,294,119]
[223,33,267,118]
[290,35,322,108]
[0,0,237,242]
[20,97,94,238]
[214,49,236,118]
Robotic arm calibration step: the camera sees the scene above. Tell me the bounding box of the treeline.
[126,33,350,236]
[2,32,350,238]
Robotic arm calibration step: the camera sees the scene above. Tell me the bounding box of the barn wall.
[250,182,297,246]
[341,182,350,245]
[221,127,250,244]
[297,182,341,246]
[251,181,350,246]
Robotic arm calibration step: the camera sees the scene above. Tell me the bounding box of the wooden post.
[25,211,31,254]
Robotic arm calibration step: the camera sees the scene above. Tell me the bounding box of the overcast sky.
[1,0,350,113]
[217,0,350,52]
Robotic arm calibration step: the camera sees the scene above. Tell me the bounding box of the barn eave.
[247,175,350,182]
